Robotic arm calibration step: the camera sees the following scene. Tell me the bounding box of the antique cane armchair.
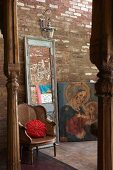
[18,103,56,164]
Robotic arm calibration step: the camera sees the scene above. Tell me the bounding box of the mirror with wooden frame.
[24,37,58,124]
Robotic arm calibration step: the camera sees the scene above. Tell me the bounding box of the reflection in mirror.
[29,46,52,105]
[25,37,55,106]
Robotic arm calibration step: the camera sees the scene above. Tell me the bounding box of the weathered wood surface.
[90,0,113,170]
[2,0,21,170]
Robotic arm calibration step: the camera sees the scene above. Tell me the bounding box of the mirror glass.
[25,37,55,106]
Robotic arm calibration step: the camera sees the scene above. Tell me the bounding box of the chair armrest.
[45,119,56,136]
[19,122,26,130]
[46,119,56,126]
[19,123,32,143]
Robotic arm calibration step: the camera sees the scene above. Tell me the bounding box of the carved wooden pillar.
[2,0,21,170]
[90,0,113,170]
[7,68,20,170]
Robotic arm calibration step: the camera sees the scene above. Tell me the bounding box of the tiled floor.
[40,141,97,170]
[0,141,97,170]
[21,151,76,170]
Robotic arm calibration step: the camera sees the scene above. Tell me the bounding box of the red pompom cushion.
[25,120,47,138]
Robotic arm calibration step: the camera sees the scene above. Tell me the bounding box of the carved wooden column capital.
[95,69,113,96]
[7,70,19,95]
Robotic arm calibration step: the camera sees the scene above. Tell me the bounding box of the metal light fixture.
[39,9,56,39]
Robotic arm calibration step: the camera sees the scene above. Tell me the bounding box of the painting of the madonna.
[58,82,98,142]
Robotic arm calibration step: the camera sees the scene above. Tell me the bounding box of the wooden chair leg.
[53,143,56,157]
[20,144,23,160]
[36,146,38,153]
[29,147,33,164]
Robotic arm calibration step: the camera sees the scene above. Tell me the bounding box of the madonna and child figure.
[58,82,98,142]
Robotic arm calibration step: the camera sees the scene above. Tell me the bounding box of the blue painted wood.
[28,39,53,48]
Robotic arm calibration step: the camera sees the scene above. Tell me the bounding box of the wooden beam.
[0,0,4,35]
[0,1,2,32]
[3,0,21,170]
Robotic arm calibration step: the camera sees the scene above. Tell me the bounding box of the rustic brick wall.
[17,0,97,84]
[0,0,98,149]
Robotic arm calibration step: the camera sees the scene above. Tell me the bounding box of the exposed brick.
[81,7,89,11]
[77,3,86,7]
[68,8,75,12]
[36,0,46,2]
[49,4,58,9]
[26,4,35,8]
[17,2,24,6]
[73,5,81,10]
[74,12,81,16]
[20,7,30,10]
[61,13,69,17]
[0,0,98,150]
